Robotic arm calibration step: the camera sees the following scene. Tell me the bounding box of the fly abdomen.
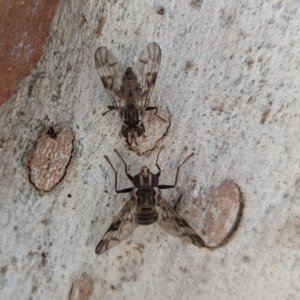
[137,207,158,225]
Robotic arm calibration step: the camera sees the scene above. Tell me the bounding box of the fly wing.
[133,42,161,109]
[95,197,138,254]
[157,197,205,248]
[95,46,125,110]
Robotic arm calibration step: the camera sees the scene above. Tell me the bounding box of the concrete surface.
[0,0,300,299]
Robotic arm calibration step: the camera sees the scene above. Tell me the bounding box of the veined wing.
[95,197,138,254]
[157,197,205,248]
[134,42,161,110]
[95,46,125,110]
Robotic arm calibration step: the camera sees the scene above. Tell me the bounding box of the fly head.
[132,166,159,189]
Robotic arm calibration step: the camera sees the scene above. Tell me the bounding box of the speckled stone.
[0,0,300,299]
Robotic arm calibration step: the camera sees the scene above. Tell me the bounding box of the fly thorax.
[136,188,157,208]
[123,105,140,125]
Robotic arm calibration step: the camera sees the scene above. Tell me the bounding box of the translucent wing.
[95,197,138,254]
[134,42,161,109]
[95,46,125,110]
[157,197,205,248]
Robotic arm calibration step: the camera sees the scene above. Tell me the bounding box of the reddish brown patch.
[0,266,7,274]
[95,15,106,35]
[190,0,203,9]
[27,126,75,192]
[131,107,170,155]
[69,273,93,300]
[244,57,255,69]
[183,180,243,248]
[133,243,145,254]
[157,7,165,15]
[0,0,60,105]
[193,193,203,209]
[260,108,271,124]
[201,180,243,248]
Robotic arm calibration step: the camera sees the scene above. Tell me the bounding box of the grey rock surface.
[1,0,300,299]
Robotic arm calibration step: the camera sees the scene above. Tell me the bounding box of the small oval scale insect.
[95,148,205,254]
[95,42,165,147]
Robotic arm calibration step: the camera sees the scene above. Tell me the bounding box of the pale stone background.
[1,0,300,299]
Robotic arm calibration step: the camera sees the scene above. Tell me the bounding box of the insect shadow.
[95,147,205,254]
[95,42,165,147]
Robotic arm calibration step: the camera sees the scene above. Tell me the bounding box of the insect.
[47,127,58,139]
[95,147,205,254]
[95,42,164,146]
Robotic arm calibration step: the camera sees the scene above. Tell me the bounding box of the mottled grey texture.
[1,0,300,299]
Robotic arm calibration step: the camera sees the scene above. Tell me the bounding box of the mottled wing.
[157,197,205,248]
[134,42,161,109]
[95,197,138,254]
[95,46,125,109]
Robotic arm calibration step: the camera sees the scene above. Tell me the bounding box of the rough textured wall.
[0,0,300,299]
